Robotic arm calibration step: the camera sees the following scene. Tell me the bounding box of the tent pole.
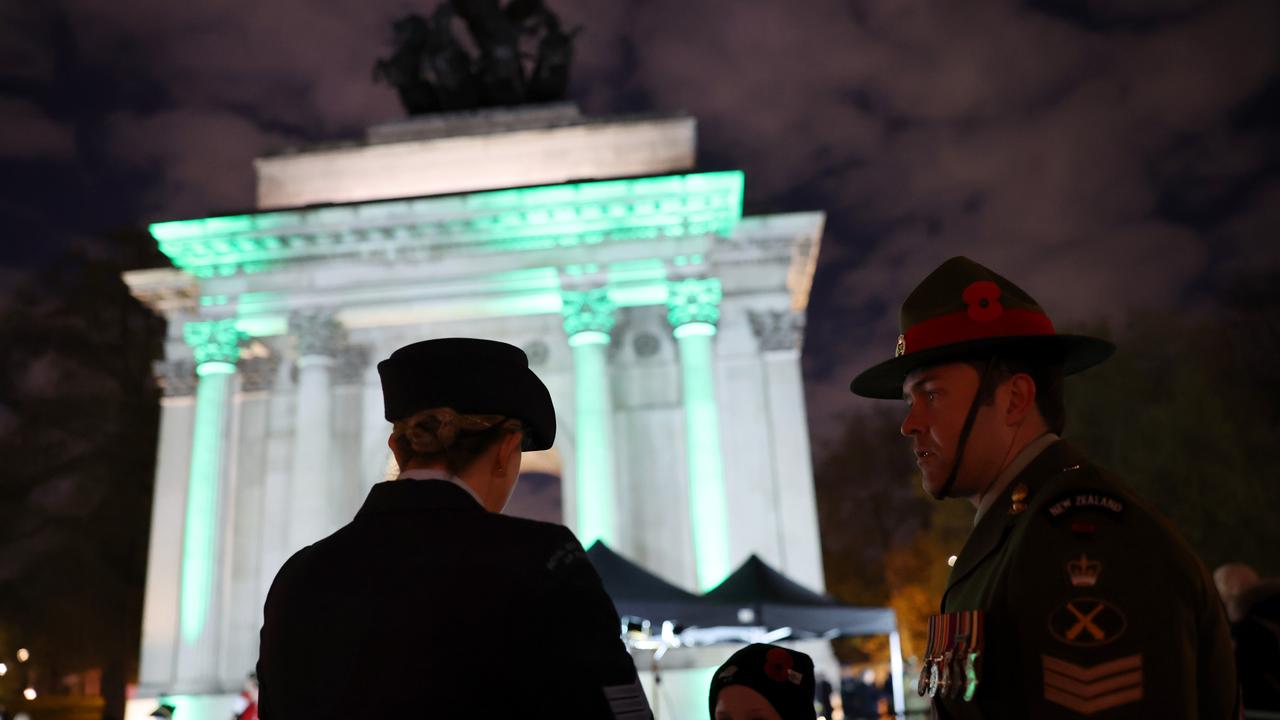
[889,630,906,717]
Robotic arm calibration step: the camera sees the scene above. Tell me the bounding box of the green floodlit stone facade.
[666,277,723,329]
[561,287,618,338]
[149,171,745,278]
[183,319,246,368]
[177,319,244,648]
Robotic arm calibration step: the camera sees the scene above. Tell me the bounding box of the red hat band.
[900,309,1056,356]
[897,281,1056,357]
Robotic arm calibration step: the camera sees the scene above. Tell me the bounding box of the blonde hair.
[391,407,522,473]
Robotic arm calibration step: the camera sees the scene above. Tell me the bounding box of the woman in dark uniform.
[257,338,650,719]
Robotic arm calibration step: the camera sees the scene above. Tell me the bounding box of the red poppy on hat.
[850,257,1114,399]
[763,647,794,682]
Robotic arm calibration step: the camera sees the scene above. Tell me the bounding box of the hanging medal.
[962,610,984,702]
[918,614,936,697]
[938,612,954,699]
[926,609,947,696]
[948,613,968,701]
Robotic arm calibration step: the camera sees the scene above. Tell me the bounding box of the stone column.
[561,287,619,549]
[223,353,278,686]
[667,277,731,591]
[287,310,344,553]
[137,359,196,690]
[174,319,244,690]
[748,309,826,591]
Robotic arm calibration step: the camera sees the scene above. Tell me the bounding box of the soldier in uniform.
[848,257,1240,718]
[257,338,650,719]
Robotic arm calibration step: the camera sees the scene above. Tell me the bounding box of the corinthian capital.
[748,309,805,352]
[561,288,617,339]
[666,277,722,329]
[183,319,245,367]
[290,310,345,358]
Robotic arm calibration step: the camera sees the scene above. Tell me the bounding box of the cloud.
[0,98,76,161]
[25,0,1277,432]
[106,107,290,217]
[0,3,60,85]
[66,0,404,135]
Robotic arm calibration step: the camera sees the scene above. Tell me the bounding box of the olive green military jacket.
[934,440,1240,719]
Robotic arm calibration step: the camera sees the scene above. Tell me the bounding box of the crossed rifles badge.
[1051,555,1126,646]
[1049,598,1127,647]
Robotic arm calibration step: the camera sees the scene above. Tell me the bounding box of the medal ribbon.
[919,615,938,697]
[940,612,957,697]
[964,611,984,702]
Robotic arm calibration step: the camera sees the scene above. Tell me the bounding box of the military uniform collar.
[944,439,1087,605]
[396,468,485,507]
[356,478,486,518]
[973,432,1060,526]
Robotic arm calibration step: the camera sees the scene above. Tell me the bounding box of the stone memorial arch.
[123,104,826,717]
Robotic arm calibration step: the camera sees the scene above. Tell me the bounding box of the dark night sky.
[2,0,1278,442]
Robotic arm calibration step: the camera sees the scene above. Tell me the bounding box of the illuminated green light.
[666,276,730,590]
[562,288,618,548]
[667,278,722,328]
[177,322,243,647]
[184,320,245,366]
[568,330,610,347]
[673,321,716,339]
[561,288,617,338]
[195,361,235,377]
[609,284,668,307]
[675,328,731,591]
[148,171,745,276]
[571,339,616,548]
[179,368,231,645]
[234,316,288,338]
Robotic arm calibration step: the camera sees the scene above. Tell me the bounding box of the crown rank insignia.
[1067,554,1102,587]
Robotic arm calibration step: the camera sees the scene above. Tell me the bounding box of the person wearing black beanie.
[709,643,817,720]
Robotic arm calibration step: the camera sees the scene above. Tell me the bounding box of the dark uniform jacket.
[934,440,1240,719]
[1233,581,1280,711]
[257,480,649,719]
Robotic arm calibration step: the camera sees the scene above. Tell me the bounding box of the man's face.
[900,362,1013,499]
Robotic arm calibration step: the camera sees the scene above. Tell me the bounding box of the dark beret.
[376,338,556,451]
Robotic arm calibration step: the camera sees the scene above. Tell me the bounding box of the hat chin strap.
[934,356,997,500]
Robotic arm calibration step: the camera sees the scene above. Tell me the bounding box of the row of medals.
[919,647,981,701]
[918,612,983,703]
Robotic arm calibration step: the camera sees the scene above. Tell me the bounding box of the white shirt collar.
[395,468,485,508]
[973,432,1059,526]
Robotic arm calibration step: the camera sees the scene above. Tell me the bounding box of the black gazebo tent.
[586,546,907,716]
[585,541,702,623]
[683,554,907,715]
[688,554,898,637]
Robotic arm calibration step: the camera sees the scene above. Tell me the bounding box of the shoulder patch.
[1044,490,1126,522]
[546,539,587,572]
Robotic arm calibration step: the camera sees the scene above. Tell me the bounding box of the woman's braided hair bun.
[394,407,512,454]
